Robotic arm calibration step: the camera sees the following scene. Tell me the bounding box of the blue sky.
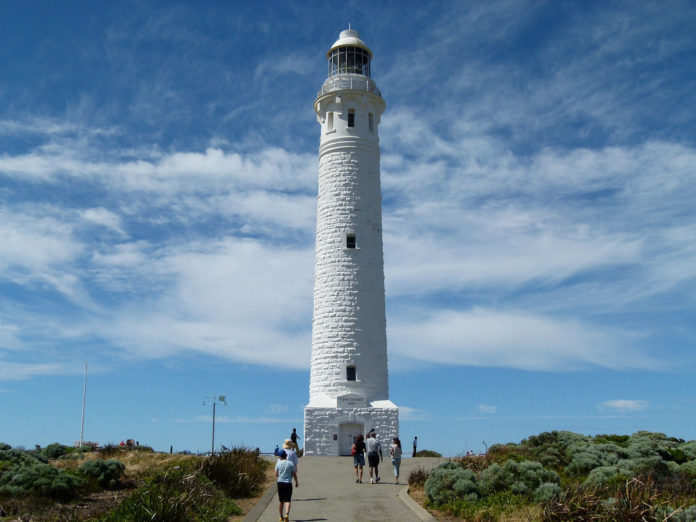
[1,1,695,456]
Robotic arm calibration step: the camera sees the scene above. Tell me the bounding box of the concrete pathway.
[245,456,443,522]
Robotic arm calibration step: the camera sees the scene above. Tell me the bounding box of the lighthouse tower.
[304,29,398,456]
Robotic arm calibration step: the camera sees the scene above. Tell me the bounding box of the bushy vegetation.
[0,442,269,521]
[101,467,242,521]
[200,447,267,497]
[416,431,696,520]
[101,446,268,521]
[0,446,84,501]
[79,459,125,489]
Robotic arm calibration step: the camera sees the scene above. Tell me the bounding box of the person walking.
[390,437,402,483]
[365,432,383,483]
[290,427,301,449]
[413,436,418,457]
[275,449,298,522]
[282,439,298,471]
[352,433,366,483]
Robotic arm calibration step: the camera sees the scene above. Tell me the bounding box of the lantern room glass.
[328,46,371,77]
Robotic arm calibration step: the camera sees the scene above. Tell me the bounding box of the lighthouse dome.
[326,28,373,78]
[327,29,373,58]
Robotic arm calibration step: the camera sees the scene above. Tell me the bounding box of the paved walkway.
[245,456,443,522]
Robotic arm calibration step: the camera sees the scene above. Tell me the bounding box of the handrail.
[317,75,381,98]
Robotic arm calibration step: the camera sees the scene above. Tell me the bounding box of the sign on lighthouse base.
[304,400,399,456]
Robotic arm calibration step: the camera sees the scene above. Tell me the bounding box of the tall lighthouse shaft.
[304,29,397,456]
[310,30,387,405]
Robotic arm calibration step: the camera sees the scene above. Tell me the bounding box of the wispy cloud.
[478,404,497,415]
[0,361,65,381]
[600,399,649,413]
[398,406,429,421]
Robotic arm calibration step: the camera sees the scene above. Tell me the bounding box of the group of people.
[352,430,403,484]
[274,428,417,521]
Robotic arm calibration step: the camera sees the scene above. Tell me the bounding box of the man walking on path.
[275,450,298,522]
[365,432,383,483]
[413,436,418,457]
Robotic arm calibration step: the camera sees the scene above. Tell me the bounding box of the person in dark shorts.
[275,449,298,522]
[365,432,383,483]
[352,433,366,482]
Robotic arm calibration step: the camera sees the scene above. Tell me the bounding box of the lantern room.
[327,29,372,78]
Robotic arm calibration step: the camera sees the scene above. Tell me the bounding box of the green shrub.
[583,465,633,487]
[425,463,479,506]
[479,460,559,497]
[533,482,561,502]
[655,504,696,522]
[41,443,69,460]
[102,467,241,521]
[0,457,84,500]
[200,447,267,498]
[79,459,125,489]
[415,449,442,457]
[680,460,696,477]
[565,443,626,476]
[677,441,696,461]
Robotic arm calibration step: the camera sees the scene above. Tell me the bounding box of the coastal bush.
[41,443,69,460]
[0,456,84,500]
[655,504,696,521]
[425,463,479,505]
[102,467,241,521]
[533,482,561,502]
[200,447,267,497]
[479,460,559,496]
[80,459,125,489]
[583,465,633,487]
[407,465,429,488]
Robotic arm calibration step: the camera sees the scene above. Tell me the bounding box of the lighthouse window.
[327,112,334,132]
[368,113,374,132]
[346,234,356,249]
[347,109,355,128]
[328,46,371,77]
[347,365,357,381]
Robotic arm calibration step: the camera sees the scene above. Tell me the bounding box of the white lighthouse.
[304,29,398,456]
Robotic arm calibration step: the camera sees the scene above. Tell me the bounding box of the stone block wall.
[304,406,399,456]
[309,144,388,404]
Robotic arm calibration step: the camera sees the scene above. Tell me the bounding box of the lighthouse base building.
[303,28,399,456]
[305,401,399,456]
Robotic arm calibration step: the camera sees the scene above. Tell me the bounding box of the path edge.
[399,486,435,521]
[242,482,276,522]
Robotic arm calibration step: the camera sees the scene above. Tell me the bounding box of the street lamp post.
[203,395,227,456]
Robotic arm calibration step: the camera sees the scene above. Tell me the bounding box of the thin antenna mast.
[79,361,87,447]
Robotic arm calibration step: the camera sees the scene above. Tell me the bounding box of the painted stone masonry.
[304,28,398,456]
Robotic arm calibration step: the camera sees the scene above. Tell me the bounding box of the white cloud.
[398,406,429,421]
[390,308,655,371]
[600,399,649,412]
[267,404,289,414]
[478,404,497,414]
[0,361,64,380]
[80,208,126,236]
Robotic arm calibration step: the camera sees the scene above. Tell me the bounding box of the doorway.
[338,423,364,456]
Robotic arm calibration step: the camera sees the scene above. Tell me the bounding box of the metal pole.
[211,401,216,456]
[79,361,87,447]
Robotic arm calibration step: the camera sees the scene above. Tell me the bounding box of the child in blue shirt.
[275,449,298,522]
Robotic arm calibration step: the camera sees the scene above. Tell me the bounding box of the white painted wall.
[305,29,398,455]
